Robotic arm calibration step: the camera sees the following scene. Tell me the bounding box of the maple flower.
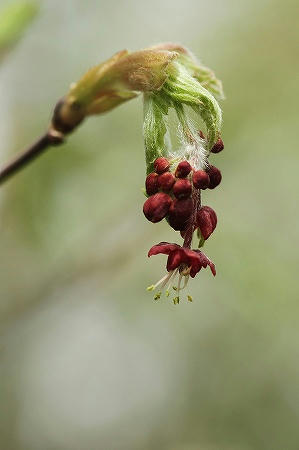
[140,43,224,304]
[147,242,216,304]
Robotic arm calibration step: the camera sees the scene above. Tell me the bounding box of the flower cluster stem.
[183,188,201,248]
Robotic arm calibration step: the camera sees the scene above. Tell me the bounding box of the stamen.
[160,271,174,290]
[147,271,173,292]
[154,292,161,301]
[177,273,183,292]
[166,268,179,297]
[187,295,193,302]
[181,275,190,290]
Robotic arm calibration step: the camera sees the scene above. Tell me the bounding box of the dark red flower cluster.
[143,137,224,304]
[143,156,221,237]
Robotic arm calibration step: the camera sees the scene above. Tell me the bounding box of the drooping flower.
[143,154,222,303]
[196,206,217,240]
[148,242,216,277]
[147,242,216,304]
[140,44,224,303]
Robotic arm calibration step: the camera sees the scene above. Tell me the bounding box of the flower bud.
[66,49,178,118]
[143,193,172,223]
[158,172,175,191]
[145,172,159,195]
[168,198,193,231]
[207,165,222,189]
[175,161,192,178]
[192,170,210,190]
[173,179,192,199]
[154,157,170,174]
[196,206,217,240]
[211,138,224,153]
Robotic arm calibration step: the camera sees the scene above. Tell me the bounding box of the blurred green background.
[0,0,298,449]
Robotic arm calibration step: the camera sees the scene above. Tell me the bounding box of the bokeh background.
[0,0,298,449]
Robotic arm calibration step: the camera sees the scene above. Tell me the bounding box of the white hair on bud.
[168,106,209,171]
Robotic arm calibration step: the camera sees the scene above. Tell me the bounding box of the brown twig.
[0,129,64,186]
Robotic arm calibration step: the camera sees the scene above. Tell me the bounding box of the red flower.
[143,156,221,304]
[148,242,216,278]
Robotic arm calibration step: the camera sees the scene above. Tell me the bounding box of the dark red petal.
[197,206,217,240]
[196,250,216,276]
[183,248,202,277]
[203,206,217,229]
[189,250,216,277]
[209,262,216,276]
[166,249,184,271]
[143,193,172,223]
[148,242,180,257]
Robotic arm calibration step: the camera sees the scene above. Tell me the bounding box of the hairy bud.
[145,172,159,195]
[143,193,172,223]
[168,198,193,231]
[197,206,217,240]
[154,157,170,174]
[207,165,222,189]
[158,172,175,191]
[173,179,192,199]
[192,170,210,190]
[211,138,224,153]
[175,161,192,178]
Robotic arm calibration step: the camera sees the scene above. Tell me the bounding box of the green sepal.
[161,62,222,150]
[197,229,205,248]
[143,93,169,174]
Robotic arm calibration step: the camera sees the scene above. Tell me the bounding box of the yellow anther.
[173,296,180,305]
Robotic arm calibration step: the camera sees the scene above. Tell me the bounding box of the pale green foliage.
[0,1,38,62]
[56,44,222,169]
[143,93,170,171]
[163,62,222,148]
[67,49,177,116]
[143,58,223,173]
[177,52,224,100]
